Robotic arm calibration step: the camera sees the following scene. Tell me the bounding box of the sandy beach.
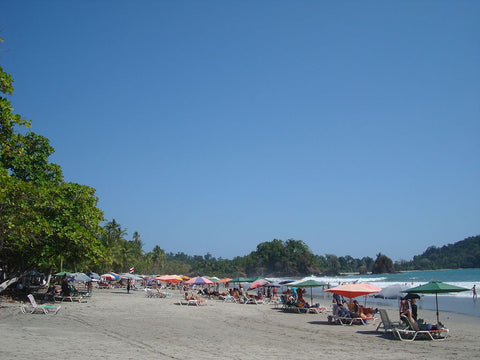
[1,289,479,360]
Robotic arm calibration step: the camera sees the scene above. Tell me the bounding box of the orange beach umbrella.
[325,283,382,299]
[155,275,183,283]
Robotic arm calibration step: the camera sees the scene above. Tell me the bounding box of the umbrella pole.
[310,287,313,305]
[435,293,439,324]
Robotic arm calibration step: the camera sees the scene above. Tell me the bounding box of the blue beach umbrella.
[85,272,100,280]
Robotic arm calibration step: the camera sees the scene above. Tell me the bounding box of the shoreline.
[1,288,480,359]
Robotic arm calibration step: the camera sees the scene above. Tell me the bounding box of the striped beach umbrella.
[102,272,120,281]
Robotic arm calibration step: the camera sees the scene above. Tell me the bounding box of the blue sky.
[2,1,479,261]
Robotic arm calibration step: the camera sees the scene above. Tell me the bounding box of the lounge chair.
[280,295,303,313]
[21,294,61,315]
[330,304,374,325]
[307,305,327,314]
[221,294,238,303]
[332,314,374,325]
[54,294,87,303]
[179,293,207,306]
[243,296,264,305]
[145,288,158,298]
[376,309,407,337]
[396,315,449,341]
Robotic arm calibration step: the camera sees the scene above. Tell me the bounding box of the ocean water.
[266,268,480,318]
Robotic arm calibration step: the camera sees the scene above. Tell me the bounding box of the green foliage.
[371,253,395,274]
[395,235,480,270]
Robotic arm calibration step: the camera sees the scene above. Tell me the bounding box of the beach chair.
[222,294,238,303]
[244,296,264,305]
[190,298,207,306]
[21,294,61,315]
[54,293,87,302]
[307,305,326,314]
[145,288,157,298]
[376,309,406,337]
[330,304,374,325]
[280,295,302,313]
[331,314,370,325]
[396,316,449,341]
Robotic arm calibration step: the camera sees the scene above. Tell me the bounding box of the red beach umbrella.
[248,279,270,290]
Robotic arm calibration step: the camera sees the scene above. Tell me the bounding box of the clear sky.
[1,1,479,261]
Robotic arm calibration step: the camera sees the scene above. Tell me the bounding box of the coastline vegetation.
[1,48,479,280]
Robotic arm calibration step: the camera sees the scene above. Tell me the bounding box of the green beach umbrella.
[405,280,469,323]
[287,278,328,305]
[230,277,250,283]
[55,271,71,277]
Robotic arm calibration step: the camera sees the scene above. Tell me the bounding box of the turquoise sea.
[270,268,480,318]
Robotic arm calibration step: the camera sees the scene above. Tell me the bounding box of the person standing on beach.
[127,279,131,294]
[473,284,477,300]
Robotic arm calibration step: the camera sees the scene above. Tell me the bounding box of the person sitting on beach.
[61,279,71,297]
[192,293,206,303]
[332,300,339,316]
[399,299,410,318]
[337,303,351,318]
[296,288,310,308]
[44,284,57,301]
[333,293,342,305]
[410,298,418,321]
[349,299,361,318]
[399,299,424,330]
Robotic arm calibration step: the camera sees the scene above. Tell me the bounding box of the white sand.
[1,289,479,360]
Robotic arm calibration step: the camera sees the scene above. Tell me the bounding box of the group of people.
[330,293,377,323]
[399,296,442,331]
[43,275,90,301]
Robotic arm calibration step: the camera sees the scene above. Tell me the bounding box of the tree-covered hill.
[395,235,480,270]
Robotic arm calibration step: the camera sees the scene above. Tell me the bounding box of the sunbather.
[296,288,310,308]
[61,279,71,297]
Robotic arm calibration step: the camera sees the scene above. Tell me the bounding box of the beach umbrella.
[401,293,421,300]
[265,282,282,288]
[404,280,469,323]
[207,276,221,282]
[120,273,142,280]
[325,283,382,299]
[218,278,232,283]
[230,277,250,283]
[55,271,71,277]
[287,279,328,305]
[248,279,270,290]
[66,272,92,282]
[376,284,408,299]
[185,276,213,285]
[279,279,295,285]
[155,275,182,283]
[86,272,100,280]
[102,272,120,281]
